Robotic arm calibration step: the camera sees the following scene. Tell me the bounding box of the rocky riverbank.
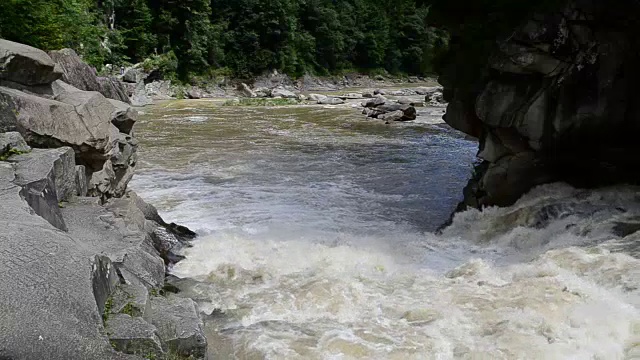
[115,60,439,106]
[0,39,207,359]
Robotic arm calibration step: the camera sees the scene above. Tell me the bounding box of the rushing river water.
[131,98,640,359]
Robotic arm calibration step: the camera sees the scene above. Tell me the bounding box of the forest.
[0,0,450,80]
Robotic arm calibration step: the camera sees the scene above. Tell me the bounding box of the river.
[130,97,640,359]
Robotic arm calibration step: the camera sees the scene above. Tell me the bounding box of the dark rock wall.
[439,0,640,208]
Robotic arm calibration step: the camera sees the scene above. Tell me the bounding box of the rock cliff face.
[0,40,206,359]
[439,0,640,209]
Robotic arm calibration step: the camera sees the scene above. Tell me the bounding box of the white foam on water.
[169,184,640,360]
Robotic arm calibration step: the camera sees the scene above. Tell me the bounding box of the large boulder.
[0,39,62,86]
[48,49,100,92]
[108,99,137,134]
[97,77,130,104]
[143,295,207,358]
[362,95,387,108]
[378,110,406,122]
[271,86,297,99]
[10,147,77,204]
[49,49,130,103]
[376,103,417,120]
[0,86,116,161]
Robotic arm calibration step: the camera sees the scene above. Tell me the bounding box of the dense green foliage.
[0,0,448,79]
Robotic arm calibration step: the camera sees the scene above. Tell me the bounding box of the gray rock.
[373,89,386,95]
[0,86,116,166]
[110,281,149,318]
[427,91,446,106]
[49,48,130,103]
[337,93,363,100]
[376,104,417,120]
[317,97,345,105]
[8,147,77,230]
[92,255,120,316]
[237,83,256,98]
[76,165,88,196]
[0,131,30,156]
[144,295,207,358]
[145,80,174,100]
[379,110,405,122]
[186,88,207,99]
[131,81,154,106]
[0,90,19,132]
[414,86,442,96]
[0,181,131,359]
[0,39,62,86]
[109,99,137,134]
[122,65,146,84]
[11,147,76,203]
[391,89,417,96]
[308,93,327,102]
[107,314,164,358]
[97,77,131,104]
[271,87,297,99]
[89,139,137,199]
[254,87,272,97]
[362,95,387,108]
[49,48,100,92]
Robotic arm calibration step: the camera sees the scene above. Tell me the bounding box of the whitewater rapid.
[131,100,640,359]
